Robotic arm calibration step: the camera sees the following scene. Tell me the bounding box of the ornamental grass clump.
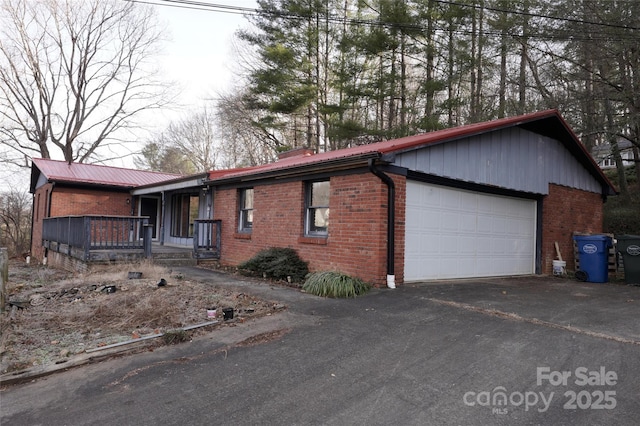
[302,271,371,298]
[162,329,189,345]
[239,247,309,283]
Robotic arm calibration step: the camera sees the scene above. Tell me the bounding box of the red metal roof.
[205,109,616,195]
[213,111,561,175]
[31,158,181,190]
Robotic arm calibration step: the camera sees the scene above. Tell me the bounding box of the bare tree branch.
[0,0,172,166]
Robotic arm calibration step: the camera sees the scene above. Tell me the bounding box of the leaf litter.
[1,261,279,374]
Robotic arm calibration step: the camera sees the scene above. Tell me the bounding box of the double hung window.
[238,188,254,232]
[305,181,329,236]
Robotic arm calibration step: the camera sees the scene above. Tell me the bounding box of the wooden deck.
[42,215,220,268]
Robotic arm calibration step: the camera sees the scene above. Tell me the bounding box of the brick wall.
[49,187,132,217]
[541,183,604,274]
[214,173,405,286]
[30,185,132,262]
[392,174,406,284]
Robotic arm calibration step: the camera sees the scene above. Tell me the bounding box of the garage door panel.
[441,212,462,231]
[405,181,536,281]
[460,213,477,232]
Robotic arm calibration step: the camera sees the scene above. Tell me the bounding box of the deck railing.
[42,215,150,261]
[193,219,221,259]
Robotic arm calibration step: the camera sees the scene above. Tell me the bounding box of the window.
[305,180,329,236]
[238,188,254,232]
[171,194,199,237]
[601,158,615,168]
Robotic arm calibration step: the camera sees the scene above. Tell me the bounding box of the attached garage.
[404,181,537,281]
[193,109,617,287]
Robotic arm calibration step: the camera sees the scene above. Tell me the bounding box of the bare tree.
[134,138,196,175]
[0,188,31,257]
[161,107,220,172]
[215,90,280,168]
[0,0,170,166]
[136,107,221,173]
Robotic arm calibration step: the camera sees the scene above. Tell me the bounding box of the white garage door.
[404,181,536,281]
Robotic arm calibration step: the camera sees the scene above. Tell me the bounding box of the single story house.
[29,159,188,263]
[31,110,617,286]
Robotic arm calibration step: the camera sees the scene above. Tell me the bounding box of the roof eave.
[48,179,135,191]
[205,152,382,186]
[519,115,618,196]
[131,172,209,193]
[131,173,209,195]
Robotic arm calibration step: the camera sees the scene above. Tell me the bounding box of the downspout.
[46,182,55,218]
[368,159,396,289]
[160,191,165,246]
[28,193,35,263]
[43,182,56,264]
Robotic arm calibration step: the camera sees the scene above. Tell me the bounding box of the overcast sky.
[0,1,258,193]
[155,0,257,112]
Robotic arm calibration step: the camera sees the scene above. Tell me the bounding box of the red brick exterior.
[30,184,132,261]
[215,177,604,285]
[31,171,604,284]
[214,173,406,287]
[541,183,604,274]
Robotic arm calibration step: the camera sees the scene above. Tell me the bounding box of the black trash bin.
[616,235,640,285]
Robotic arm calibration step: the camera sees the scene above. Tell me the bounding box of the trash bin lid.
[616,235,640,254]
[616,234,640,240]
[573,234,611,241]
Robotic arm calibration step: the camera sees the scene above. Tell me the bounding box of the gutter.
[368,159,396,289]
[206,153,381,187]
[43,182,56,263]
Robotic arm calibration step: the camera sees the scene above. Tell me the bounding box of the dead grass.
[0,261,278,374]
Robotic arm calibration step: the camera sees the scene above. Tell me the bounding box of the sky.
[0,0,258,194]
[153,0,257,114]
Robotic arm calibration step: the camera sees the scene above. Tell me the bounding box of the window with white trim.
[238,188,254,232]
[305,180,329,236]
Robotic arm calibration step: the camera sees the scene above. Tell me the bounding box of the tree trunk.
[499,28,507,118]
[518,40,527,114]
[605,98,630,202]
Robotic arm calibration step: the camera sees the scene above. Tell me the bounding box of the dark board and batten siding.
[394,127,602,195]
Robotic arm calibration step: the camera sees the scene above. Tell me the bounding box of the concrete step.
[151,248,196,267]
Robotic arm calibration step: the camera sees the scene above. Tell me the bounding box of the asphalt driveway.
[2,270,639,425]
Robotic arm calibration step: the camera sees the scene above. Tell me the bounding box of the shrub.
[162,329,189,345]
[302,271,371,298]
[239,247,309,283]
[604,206,640,235]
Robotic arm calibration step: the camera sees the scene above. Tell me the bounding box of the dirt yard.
[0,261,279,374]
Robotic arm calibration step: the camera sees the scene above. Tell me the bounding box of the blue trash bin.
[573,235,612,283]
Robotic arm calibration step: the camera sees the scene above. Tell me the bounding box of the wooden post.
[0,248,8,313]
[193,220,200,257]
